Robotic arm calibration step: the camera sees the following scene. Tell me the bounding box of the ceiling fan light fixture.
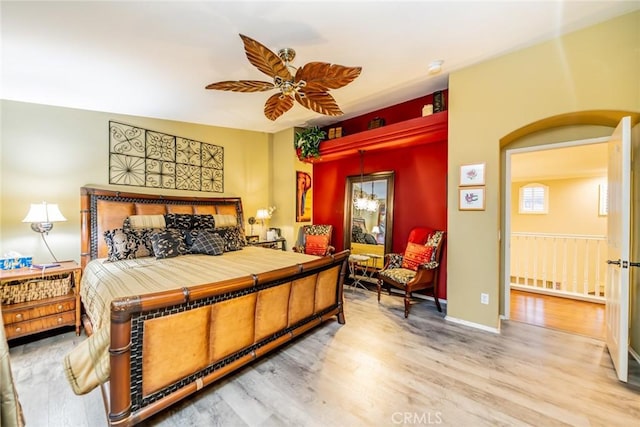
[205,34,362,121]
[428,59,444,75]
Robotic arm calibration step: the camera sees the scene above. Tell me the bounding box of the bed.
[64,187,349,426]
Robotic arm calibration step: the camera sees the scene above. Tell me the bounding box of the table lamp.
[22,201,66,262]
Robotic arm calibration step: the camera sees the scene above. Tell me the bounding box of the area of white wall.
[0,100,270,263]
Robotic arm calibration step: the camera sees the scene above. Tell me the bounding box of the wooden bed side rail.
[108,250,349,426]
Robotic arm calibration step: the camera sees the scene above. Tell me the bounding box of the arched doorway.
[499,110,639,337]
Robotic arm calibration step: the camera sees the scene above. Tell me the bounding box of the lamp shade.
[371,226,380,234]
[22,202,67,223]
[256,209,270,220]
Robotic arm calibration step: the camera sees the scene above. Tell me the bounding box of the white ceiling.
[1,1,638,134]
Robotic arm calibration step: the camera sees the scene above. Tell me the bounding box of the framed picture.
[246,235,260,244]
[459,187,485,211]
[296,170,312,222]
[459,163,485,186]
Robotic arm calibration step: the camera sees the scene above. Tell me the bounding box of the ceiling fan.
[206,34,362,121]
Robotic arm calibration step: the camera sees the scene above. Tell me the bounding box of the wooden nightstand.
[0,261,82,340]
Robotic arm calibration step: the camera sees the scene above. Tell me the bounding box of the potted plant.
[294,126,326,161]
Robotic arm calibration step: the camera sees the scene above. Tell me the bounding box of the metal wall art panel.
[109,121,224,192]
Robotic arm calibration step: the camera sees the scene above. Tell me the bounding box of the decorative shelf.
[314,111,448,163]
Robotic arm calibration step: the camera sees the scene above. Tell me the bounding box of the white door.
[606,116,632,382]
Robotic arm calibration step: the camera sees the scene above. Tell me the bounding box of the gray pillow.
[189,230,224,256]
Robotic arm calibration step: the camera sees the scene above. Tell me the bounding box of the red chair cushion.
[401,242,434,270]
[305,234,329,256]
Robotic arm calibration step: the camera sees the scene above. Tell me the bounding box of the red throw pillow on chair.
[305,234,329,256]
[401,242,434,270]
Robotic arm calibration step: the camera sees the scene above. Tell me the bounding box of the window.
[599,183,608,216]
[519,183,548,214]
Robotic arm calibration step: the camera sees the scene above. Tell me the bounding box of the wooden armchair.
[377,227,445,318]
[292,224,335,256]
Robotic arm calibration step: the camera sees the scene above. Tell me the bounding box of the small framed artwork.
[246,235,260,244]
[459,187,485,211]
[459,163,486,186]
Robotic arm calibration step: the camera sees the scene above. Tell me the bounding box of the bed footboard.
[107,250,349,426]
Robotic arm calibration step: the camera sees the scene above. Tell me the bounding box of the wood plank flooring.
[8,288,640,426]
[509,289,606,339]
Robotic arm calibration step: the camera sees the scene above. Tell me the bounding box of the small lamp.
[371,226,380,235]
[22,201,67,262]
[256,208,270,241]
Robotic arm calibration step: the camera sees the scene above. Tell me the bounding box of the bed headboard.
[80,187,244,268]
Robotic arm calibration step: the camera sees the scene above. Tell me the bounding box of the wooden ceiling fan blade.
[264,93,294,121]
[239,34,293,82]
[205,80,275,92]
[296,62,362,92]
[295,92,343,116]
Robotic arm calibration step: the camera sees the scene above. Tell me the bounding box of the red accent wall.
[322,90,448,137]
[313,140,448,299]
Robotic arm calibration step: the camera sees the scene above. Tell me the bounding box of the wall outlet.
[481,293,489,305]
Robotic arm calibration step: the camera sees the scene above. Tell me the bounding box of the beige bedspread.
[64,247,318,395]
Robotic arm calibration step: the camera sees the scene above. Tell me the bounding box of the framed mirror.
[343,171,394,268]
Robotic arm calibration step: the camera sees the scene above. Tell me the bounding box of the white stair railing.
[510,232,606,302]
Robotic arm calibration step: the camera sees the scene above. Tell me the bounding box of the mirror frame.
[343,170,395,255]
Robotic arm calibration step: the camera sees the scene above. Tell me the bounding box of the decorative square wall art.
[459,187,485,211]
[459,163,485,186]
[109,121,224,192]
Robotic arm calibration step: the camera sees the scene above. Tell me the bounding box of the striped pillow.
[126,214,166,230]
[305,234,329,256]
[401,242,434,271]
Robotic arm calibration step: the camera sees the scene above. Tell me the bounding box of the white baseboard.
[445,315,500,334]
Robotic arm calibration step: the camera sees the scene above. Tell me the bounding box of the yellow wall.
[0,101,271,263]
[447,11,639,329]
[271,127,302,248]
[511,177,607,235]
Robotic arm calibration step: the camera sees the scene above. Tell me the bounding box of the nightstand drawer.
[4,310,75,340]
[2,294,75,325]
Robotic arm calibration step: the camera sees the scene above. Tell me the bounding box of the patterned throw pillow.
[124,228,155,258]
[150,229,187,259]
[104,229,133,262]
[401,242,434,271]
[164,213,194,229]
[189,230,225,256]
[191,214,215,229]
[216,227,246,252]
[305,234,329,256]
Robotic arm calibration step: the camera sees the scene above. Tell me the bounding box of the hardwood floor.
[509,289,605,339]
[8,288,639,426]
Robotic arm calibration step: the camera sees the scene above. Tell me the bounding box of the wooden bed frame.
[79,187,349,426]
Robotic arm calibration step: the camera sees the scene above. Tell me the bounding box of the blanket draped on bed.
[64,247,318,395]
